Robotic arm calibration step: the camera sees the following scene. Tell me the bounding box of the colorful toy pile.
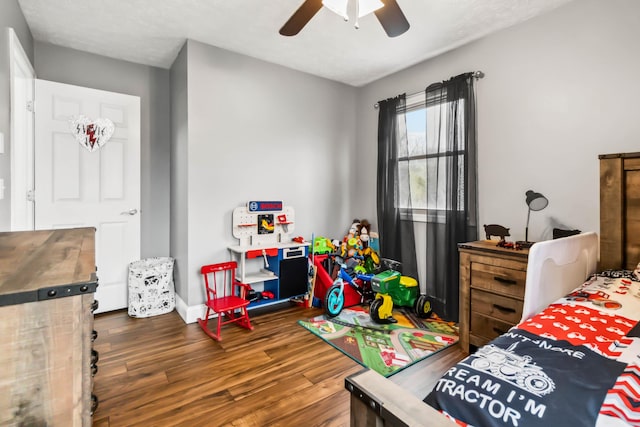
[310,219,433,324]
[312,219,380,272]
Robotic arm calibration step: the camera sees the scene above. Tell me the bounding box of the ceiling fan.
[279,0,410,38]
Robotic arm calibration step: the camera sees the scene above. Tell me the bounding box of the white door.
[9,28,35,231]
[35,79,141,313]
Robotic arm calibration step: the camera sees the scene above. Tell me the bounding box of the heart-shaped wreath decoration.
[70,116,115,152]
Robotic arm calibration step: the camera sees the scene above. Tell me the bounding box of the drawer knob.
[493,304,516,313]
[493,276,517,285]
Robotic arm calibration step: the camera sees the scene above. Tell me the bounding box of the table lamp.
[519,190,548,248]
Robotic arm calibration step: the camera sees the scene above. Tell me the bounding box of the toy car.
[565,289,621,309]
[369,260,433,323]
[312,237,336,255]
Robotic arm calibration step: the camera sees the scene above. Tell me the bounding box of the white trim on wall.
[175,293,206,324]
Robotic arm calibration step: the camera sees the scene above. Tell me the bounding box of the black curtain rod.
[374,70,484,109]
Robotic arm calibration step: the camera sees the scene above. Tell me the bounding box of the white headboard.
[520,232,598,322]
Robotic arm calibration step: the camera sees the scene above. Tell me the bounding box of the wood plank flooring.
[92,305,466,427]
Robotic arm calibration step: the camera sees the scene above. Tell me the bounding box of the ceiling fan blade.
[374,0,410,37]
[279,0,324,36]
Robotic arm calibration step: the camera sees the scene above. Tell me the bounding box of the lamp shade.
[525,190,548,212]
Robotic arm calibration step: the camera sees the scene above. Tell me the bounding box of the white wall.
[178,40,357,307]
[355,0,640,244]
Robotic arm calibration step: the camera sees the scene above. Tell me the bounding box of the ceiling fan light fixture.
[322,0,349,20]
[357,0,384,18]
[322,0,384,22]
[280,0,408,37]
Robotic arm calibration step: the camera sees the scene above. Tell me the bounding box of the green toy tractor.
[369,262,433,323]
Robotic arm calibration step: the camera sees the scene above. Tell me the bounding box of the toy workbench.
[229,201,309,308]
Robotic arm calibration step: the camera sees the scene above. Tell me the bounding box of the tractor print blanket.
[425,269,640,426]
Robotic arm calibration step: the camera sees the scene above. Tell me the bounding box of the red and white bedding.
[425,268,640,427]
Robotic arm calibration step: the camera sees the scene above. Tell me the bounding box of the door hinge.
[26,100,34,113]
[26,189,35,202]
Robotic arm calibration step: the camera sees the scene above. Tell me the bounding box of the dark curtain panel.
[425,73,478,322]
[376,95,418,279]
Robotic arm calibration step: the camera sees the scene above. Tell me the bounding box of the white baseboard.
[175,294,206,324]
[175,294,290,324]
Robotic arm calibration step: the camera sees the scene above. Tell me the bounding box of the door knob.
[120,209,138,216]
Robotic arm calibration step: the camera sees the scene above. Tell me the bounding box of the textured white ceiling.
[18,0,574,87]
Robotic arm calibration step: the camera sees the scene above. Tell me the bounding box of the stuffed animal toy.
[357,219,372,248]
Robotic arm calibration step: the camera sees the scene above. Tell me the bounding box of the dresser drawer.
[470,262,526,298]
[458,241,529,353]
[470,289,522,324]
[470,312,513,342]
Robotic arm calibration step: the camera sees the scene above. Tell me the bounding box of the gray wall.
[8,0,637,312]
[170,43,189,301]
[34,42,172,258]
[0,0,33,230]
[355,0,640,244]
[178,40,357,307]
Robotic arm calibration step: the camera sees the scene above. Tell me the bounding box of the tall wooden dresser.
[0,228,98,426]
[458,240,530,353]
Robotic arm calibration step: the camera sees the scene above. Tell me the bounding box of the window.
[398,91,466,221]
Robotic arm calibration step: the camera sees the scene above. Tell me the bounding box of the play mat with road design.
[298,305,459,377]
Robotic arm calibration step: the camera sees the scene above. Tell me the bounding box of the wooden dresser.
[458,240,529,353]
[0,228,98,426]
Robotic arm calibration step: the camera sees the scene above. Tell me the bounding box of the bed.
[346,152,640,426]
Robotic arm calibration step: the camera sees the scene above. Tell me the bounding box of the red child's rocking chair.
[198,261,254,341]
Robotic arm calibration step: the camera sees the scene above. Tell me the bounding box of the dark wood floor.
[92,305,465,427]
